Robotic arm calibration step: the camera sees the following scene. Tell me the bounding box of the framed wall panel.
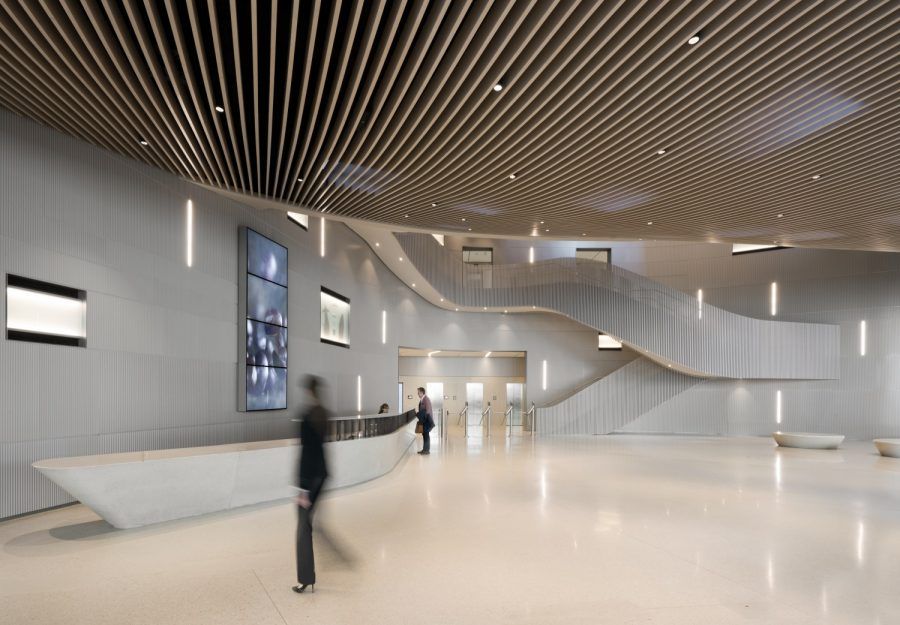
[320,287,350,348]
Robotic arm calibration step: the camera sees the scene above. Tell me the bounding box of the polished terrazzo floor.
[2,434,899,624]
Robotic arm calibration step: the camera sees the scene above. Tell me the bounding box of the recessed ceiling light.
[412,283,416,288]
[687,34,701,45]
[656,149,666,155]
[403,214,409,218]
[298,178,303,182]
[668,364,673,368]
[440,298,444,302]
[139,139,148,146]
[215,105,225,113]
[508,173,517,180]
[777,214,784,218]
[461,218,466,221]
[503,310,508,314]
[545,229,550,232]
[375,242,380,247]
[483,307,487,311]
[811,174,821,180]
[431,202,437,207]
[647,221,653,225]
[540,221,544,224]
[468,228,472,231]
[493,83,503,92]
[399,257,403,262]
[582,233,587,236]
[455,307,459,311]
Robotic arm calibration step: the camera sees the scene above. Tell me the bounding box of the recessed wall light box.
[6,274,87,347]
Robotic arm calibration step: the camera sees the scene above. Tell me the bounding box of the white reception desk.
[33,417,417,529]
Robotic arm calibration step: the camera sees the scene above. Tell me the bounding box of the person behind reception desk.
[416,387,434,455]
[378,403,390,414]
[293,375,329,594]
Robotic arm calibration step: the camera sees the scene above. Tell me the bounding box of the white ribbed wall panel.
[538,359,702,435]
[0,109,624,518]
[396,233,840,380]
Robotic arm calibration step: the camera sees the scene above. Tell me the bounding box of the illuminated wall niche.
[238,228,288,411]
[5,274,87,347]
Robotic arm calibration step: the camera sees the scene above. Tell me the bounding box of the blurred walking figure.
[416,387,434,455]
[294,375,329,594]
[378,402,390,414]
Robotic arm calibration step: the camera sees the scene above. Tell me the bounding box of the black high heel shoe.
[292,584,315,594]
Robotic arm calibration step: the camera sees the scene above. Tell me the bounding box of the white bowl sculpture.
[772,432,844,450]
[874,439,900,458]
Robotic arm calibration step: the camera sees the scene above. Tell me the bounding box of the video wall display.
[320,287,350,348]
[239,227,288,411]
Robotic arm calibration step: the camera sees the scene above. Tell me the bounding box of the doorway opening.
[398,348,528,440]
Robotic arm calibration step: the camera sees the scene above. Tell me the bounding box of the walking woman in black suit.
[294,375,329,594]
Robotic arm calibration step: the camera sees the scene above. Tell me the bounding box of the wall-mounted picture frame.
[320,286,350,348]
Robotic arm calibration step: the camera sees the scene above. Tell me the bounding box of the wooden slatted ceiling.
[0,1,897,251]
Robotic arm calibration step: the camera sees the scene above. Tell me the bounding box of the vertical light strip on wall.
[542,359,548,390]
[776,390,782,424]
[382,310,387,344]
[770,282,778,316]
[860,320,867,356]
[320,217,326,257]
[357,375,362,413]
[697,288,703,319]
[529,246,534,264]
[186,199,193,267]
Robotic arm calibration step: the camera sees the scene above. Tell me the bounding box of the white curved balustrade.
[538,359,701,435]
[395,233,839,380]
[33,420,416,529]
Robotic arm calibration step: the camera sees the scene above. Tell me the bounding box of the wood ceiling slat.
[205,0,247,191]
[300,0,425,203]
[365,0,891,222]
[347,0,726,219]
[0,0,896,251]
[141,0,220,186]
[270,0,301,195]
[296,0,453,209]
[162,0,231,189]
[275,0,321,199]
[283,0,343,199]
[227,0,254,193]
[0,3,148,164]
[316,0,522,210]
[292,0,368,208]
[120,0,213,182]
[60,0,193,177]
[100,0,204,179]
[293,0,386,209]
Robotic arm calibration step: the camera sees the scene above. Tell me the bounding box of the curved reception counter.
[33,411,417,529]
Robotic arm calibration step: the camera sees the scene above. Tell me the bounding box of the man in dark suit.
[417,386,434,455]
[294,375,329,593]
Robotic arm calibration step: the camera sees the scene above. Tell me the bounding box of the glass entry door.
[426,382,444,438]
[506,383,524,434]
[465,382,484,437]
